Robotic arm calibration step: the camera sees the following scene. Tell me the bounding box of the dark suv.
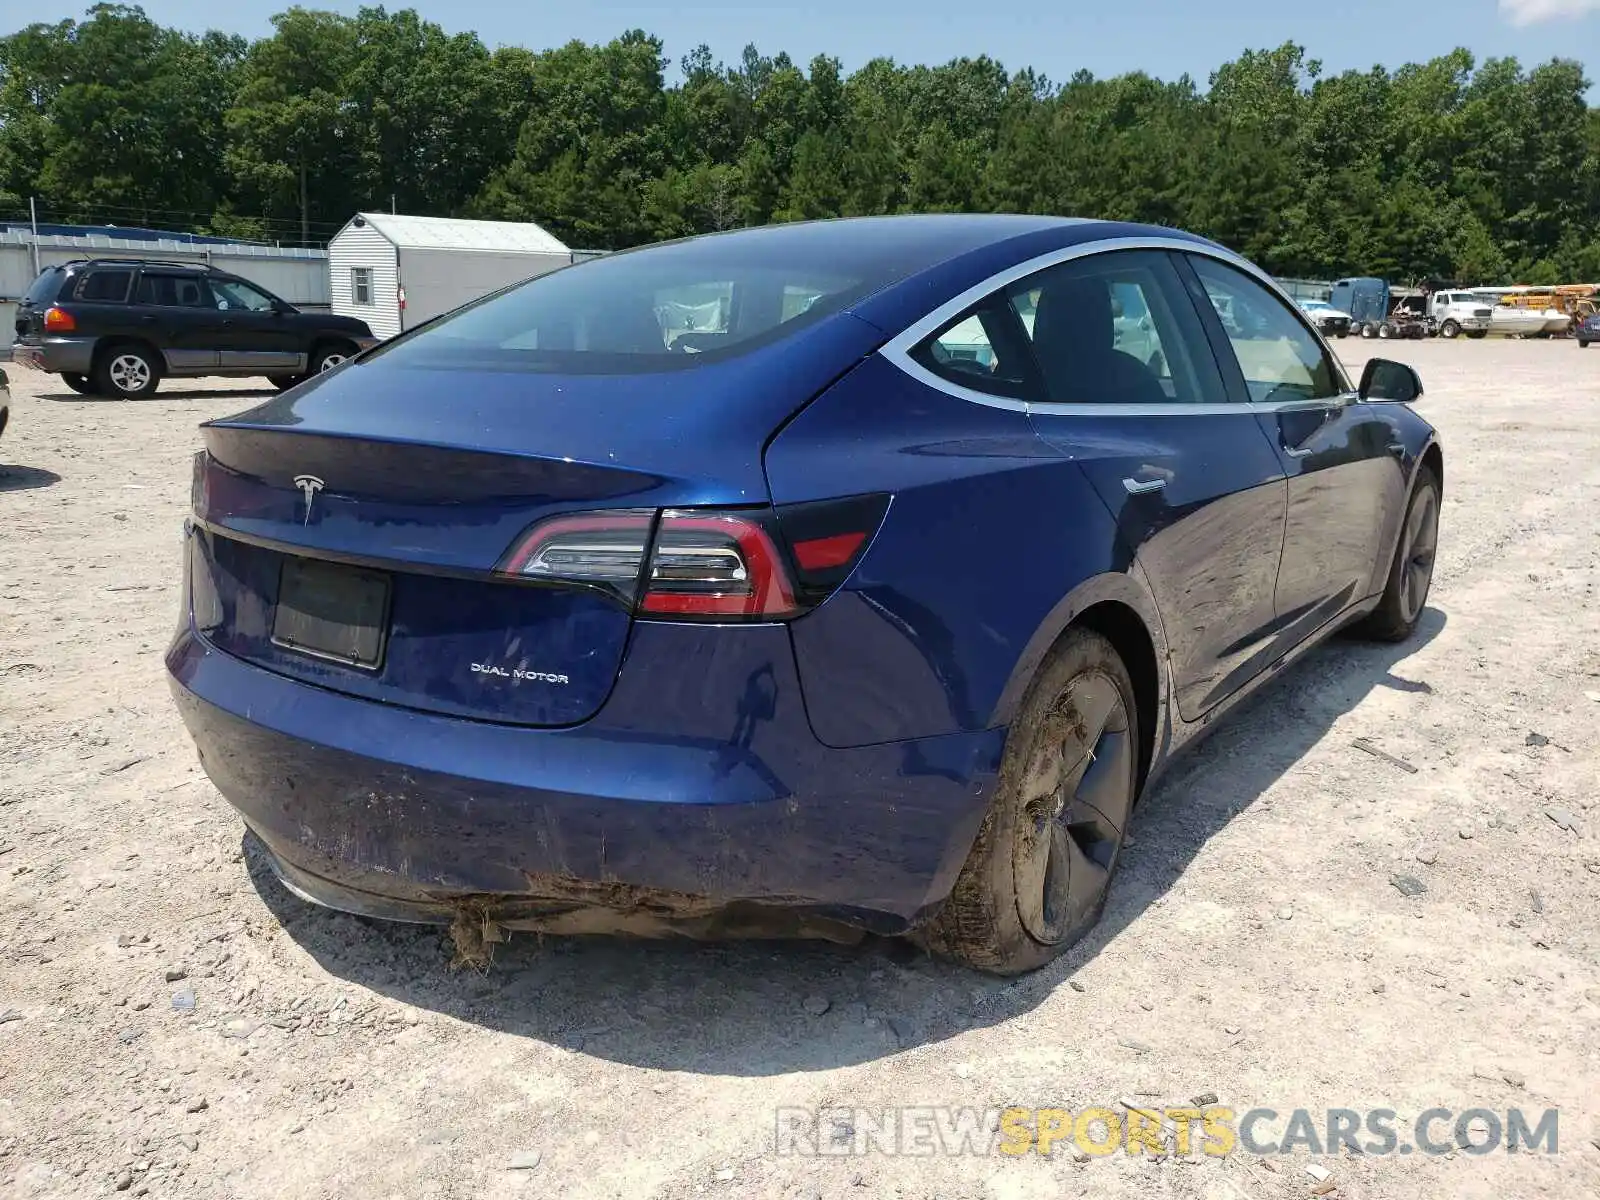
[12,259,377,398]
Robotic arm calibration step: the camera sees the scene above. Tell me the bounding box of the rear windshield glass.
[367,235,908,374]
[23,267,64,306]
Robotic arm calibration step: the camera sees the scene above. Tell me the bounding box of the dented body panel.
[168,614,1004,933]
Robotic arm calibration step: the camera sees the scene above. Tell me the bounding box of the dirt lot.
[0,340,1597,1200]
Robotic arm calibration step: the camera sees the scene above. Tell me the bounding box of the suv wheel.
[61,373,95,396]
[93,345,161,400]
[310,343,354,374]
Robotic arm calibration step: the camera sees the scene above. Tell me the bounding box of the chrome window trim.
[877,234,1353,416]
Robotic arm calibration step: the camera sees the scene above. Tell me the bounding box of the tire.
[267,374,304,391]
[1378,322,1394,340]
[92,344,161,399]
[1358,323,1374,339]
[61,373,95,395]
[924,628,1140,975]
[1467,330,1488,340]
[1354,467,1441,643]
[1440,319,1460,339]
[309,342,355,375]
[1580,340,1591,349]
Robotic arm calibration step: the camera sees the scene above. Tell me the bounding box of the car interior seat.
[1031,276,1167,405]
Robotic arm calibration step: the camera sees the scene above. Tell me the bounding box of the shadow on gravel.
[46,387,275,402]
[249,606,1446,1076]
[0,464,61,492]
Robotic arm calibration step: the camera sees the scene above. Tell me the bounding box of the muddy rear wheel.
[924,628,1139,975]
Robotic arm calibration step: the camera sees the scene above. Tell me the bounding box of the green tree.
[2,5,241,226]
[6,5,1600,278]
[225,7,365,244]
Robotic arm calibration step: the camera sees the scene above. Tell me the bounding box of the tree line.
[3,3,1599,283]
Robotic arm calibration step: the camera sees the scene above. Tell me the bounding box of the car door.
[131,271,220,371]
[1181,254,1408,651]
[1015,249,1291,720]
[207,276,303,373]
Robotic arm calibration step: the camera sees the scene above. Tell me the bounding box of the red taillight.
[497,508,799,619]
[497,497,888,620]
[496,510,656,606]
[43,306,76,333]
[791,531,867,571]
[639,512,797,618]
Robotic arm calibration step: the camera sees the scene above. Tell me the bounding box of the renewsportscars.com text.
[774,1105,1561,1158]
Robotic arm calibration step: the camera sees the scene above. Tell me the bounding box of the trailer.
[1329,277,1428,340]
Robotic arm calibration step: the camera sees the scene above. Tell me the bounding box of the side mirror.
[1359,358,1423,403]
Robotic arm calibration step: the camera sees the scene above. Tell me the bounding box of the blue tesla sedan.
[167,216,1441,974]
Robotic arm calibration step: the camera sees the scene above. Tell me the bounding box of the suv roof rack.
[62,257,221,272]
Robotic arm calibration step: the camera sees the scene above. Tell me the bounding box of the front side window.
[210,278,277,313]
[1189,257,1341,403]
[1015,250,1225,405]
[350,267,373,306]
[77,269,133,303]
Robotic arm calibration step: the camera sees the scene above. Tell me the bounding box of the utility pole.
[28,196,40,276]
[390,193,396,214]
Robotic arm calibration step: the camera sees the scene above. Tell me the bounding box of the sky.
[14,0,1600,94]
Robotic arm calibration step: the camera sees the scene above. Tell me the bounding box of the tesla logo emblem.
[293,474,324,524]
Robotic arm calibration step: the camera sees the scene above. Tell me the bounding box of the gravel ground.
[0,339,1597,1200]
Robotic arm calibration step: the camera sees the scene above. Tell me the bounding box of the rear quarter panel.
[765,354,1150,748]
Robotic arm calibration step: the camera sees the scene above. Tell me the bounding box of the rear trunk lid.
[190,311,883,727]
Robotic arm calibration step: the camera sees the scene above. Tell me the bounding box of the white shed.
[327,212,574,340]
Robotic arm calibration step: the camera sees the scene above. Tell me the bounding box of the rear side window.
[75,269,135,303]
[24,267,65,306]
[368,238,897,375]
[76,269,134,303]
[1013,251,1222,405]
[911,301,1040,399]
[909,249,1225,405]
[136,274,211,307]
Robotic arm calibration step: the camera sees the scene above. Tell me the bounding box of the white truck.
[1427,291,1493,339]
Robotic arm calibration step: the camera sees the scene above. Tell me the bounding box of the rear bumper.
[10,337,96,375]
[166,619,1004,935]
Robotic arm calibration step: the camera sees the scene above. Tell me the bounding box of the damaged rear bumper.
[167,620,1005,937]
